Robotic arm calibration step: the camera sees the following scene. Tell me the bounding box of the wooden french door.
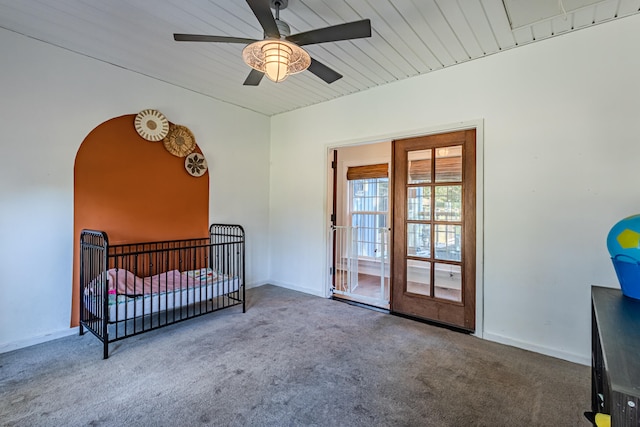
[391,129,476,331]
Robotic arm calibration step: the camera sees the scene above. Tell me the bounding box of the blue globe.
[607,214,640,262]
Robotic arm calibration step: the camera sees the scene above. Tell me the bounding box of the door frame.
[324,120,485,338]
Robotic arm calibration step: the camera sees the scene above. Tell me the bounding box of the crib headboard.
[209,224,245,280]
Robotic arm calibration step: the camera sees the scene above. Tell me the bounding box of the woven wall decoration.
[134,109,169,142]
[185,152,208,177]
[163,124,196,157]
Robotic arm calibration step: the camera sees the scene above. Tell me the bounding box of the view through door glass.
[392,130,476,331]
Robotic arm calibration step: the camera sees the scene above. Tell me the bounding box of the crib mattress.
[84,269,241,322]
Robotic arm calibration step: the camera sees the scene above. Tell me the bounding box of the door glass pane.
[434,263,461,302]
[434,224,461,261]
[407,223,430,258]
[434,186,461,221]
[407,187,431,221]
[407,259,431,296]
[435,145,462,182]
[408,150,432,184]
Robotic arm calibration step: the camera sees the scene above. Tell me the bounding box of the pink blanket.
[106,268,197,296]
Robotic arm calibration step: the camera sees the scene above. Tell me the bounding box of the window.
[349,176,388,259]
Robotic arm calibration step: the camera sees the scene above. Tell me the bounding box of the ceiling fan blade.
[246,0,280,39]
[307,58,342,84]
[243,69,265,86]
[174,34,258,44]
[287,19,371,46]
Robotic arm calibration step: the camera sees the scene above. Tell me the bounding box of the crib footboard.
[79,224,245,359]
[79,229,110,359]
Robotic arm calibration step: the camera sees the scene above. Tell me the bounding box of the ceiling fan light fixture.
[242,39,310,83]
[262,41,292,82]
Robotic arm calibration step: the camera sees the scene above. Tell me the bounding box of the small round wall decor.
[134,109,169,142]
[185,152,208,177]
[163,124,196,157]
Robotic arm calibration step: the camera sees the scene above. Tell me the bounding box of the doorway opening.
[329,142,391,309]
[327,126,479,333]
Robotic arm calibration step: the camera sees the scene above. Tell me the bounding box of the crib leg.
[79,323,84,336]
[103,341,109,360]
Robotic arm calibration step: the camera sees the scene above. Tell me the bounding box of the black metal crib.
[79,224,245,359]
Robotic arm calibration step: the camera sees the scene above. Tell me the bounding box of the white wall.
[270,14,640,364]
[0,28,271,352]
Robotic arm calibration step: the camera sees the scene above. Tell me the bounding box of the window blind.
[346,163,389,180]
[409,157,461,181]
[408,159,431,181]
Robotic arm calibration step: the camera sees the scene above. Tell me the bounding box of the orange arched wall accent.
[71,114,209,327]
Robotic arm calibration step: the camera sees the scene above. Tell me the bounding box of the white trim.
[245,280,271,289]
[323,120,484,150]
[325,119,485,337]
[0,327,79,354]
[483,331,589,365]
[473,121,485,339]
[269,279,327,298]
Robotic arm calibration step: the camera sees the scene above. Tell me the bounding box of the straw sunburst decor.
[163,124,196,157]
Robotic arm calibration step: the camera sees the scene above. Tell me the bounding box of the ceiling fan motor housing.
[270,0,288,11]
[271,0,290,38]
[275,19,291,37]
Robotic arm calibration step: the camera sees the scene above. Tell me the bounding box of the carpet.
[0,284,590,426]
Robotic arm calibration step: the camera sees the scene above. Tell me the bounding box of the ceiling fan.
[174,0,371,85]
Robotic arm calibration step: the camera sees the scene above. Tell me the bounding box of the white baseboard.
[483,331,589,366]
[267,280,326,298]
[246,280,270,289]
[0,327,79,355]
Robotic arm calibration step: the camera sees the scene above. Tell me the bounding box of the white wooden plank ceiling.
[0,0,638,116]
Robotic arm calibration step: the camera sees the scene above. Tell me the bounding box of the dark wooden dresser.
[592,286,640,426]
